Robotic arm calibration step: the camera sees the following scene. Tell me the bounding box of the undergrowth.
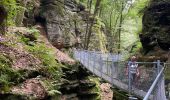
[0,54,22,93]
[0,27,63,93]
[19,28,62,80]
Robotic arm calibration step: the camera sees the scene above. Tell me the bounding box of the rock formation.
[140,0,170,61]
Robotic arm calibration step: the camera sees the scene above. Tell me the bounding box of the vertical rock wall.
[34,0,107,51]
[141,1,170,97]
[140,0,170,54]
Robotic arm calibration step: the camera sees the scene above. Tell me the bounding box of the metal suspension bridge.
[73,49,168,100]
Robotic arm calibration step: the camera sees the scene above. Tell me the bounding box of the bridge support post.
[80,51,82,63]
[157,60,160,75]
[84,51,85,65]
[87,51,89,68]
[111,58,114,84]
[100,54,103,78]
[93,53,96,73]
[128,61,132,94]
[106,57,109,75]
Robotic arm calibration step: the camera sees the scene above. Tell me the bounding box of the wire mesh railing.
[143,64,166,100]
[73,49,166,99]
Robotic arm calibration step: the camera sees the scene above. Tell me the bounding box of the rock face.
[141,0,170,95]
[140,0,170,54]
[36,0,81,49]
[32,0,107,51]
[60,64,101,100]
[0,26,103,100]
[11,78,47,99]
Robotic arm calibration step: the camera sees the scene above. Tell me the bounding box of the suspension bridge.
[73,49,167,100]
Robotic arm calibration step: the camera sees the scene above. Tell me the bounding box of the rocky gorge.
[0,0,170,99]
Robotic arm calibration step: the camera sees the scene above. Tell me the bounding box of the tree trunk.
[85,0,102,50]
[118,2,124,54]
[84,0,93,49]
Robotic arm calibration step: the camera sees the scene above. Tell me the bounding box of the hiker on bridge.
[125,56,140,86]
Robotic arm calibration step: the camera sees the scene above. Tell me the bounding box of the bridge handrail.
[143,66,164,100]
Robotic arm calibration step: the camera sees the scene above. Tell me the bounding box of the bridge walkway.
[73,50,167,100]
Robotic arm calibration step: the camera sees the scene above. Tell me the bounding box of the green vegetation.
[26,43,62,79]
[18,28,62,80]
[88,76,101,100]
[43,79,61,99]
[91,17,107,52]
[0,27,63,96]
[0,54,22,93]
[79,0,149,55]
[2,0,169,99]
[0,0,21,25]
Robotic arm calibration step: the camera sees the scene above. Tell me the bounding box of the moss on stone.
[87,76,101,100]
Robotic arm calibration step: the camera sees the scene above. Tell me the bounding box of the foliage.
[92,17,107,52]
[43,79,61,97]
[4,27,62,82]
[128,0,149,18]
[87,76,101,99]
[0,27,64,98]
[121,0,149,55]
[20,29,62,80]
[0,0,23,25]
[26,44,61,80]
[27,44,61,79]
[0,54,22,93]
[78,0,149,54]
[20,28,39,45]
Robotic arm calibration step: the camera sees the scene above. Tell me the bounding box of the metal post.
[80,51,81,63]
[84,51,86,66]
[100,54,103,78]
[78,50,79,59]
[81,51,83,64]
[157,60,160,74]
[89,52,91,71]
[88,51,89,68]
[143,67,164,100]
[106,57,109,75]
[128,61,131,94]
[153,61,157,78]
[111,58,114,84]
[93,53,96,73]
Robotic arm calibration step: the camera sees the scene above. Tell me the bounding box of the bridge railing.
[73,50,166,99]
[143,65,166,100]
[114,61,158,92]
